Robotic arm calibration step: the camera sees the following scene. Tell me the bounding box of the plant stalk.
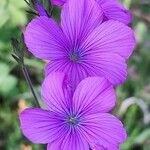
[22,64,40,107]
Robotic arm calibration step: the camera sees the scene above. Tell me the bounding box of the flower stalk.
[11,37,40,108]
[21,65,40,107]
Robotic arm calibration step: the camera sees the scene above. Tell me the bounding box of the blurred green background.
[0,0,150,150]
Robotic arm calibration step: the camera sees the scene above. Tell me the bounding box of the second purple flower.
[20,72,126,150]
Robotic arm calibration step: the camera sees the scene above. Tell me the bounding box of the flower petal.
[80,113,127,150]
[45,60,89,91]
[73,76,116,116]
[61,128,89,150]
[41,72,72,114]
[47,141,62,150]
[51,0,66,6]
[82,52,127,85]
[91,143,118,150]
[61,0,103,45]
[19,108,67,144]
[97,0,131,24]
[24,16,68,60]
[47,127,89,150]
[81,20,136,59]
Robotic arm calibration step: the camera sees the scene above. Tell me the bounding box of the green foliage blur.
[0,0,150,150]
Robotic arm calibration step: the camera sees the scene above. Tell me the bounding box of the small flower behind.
[51,0,132,24]
[19,72,127,150]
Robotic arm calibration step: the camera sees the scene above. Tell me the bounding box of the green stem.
[22,65,40,107]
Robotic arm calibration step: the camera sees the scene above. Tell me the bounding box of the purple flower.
[19,72,127,150]
[24,0,135,90]
[51,0,132,24]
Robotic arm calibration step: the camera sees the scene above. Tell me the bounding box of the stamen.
[69,51,80,62]
[70,53,79,61]
[68,116,79,126]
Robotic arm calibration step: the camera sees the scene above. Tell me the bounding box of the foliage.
[0,0,150,150]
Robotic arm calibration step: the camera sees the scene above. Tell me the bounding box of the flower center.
[67,116,79,126]
[69,52,80,62]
